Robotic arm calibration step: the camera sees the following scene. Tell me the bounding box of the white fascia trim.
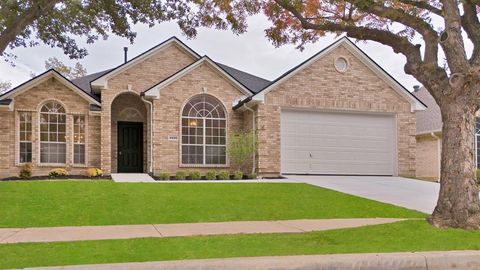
[91,38,200,90]
[144,57,253,99]
[251,37,426,112]
[416,129,443,136]
[0,100,13,111]
[1,71,101,106]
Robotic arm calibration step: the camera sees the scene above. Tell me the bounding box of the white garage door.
[281,110,396,175]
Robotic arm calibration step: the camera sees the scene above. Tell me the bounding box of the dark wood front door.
[118,122,143,173]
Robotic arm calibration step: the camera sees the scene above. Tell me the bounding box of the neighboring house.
[412,86,442,181]
[413,86,480,181]
[0,37,426,179]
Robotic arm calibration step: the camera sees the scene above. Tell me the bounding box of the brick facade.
[257,45,416,177]
[416,133,441,181]
[0,39,419,179]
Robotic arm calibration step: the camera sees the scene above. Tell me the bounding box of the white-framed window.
[40,101,67,164]
[181,95,227,166]
[19,112,33,163]
[73,115,86,164]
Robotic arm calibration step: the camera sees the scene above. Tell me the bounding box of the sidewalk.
[24,251,480,270]
[0,218,404,244]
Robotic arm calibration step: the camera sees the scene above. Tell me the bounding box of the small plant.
[476,169,480,184]
[19,163,32,179]
[233,170,243,180]
[159,172,170,180]
[189,171,201,180]
[176,170,186,180]
[86,168,103,177]
[218,170,230,180]
[248,173,257,180]
[205,170,217,180]
[49,168,69,178]
[228,131,256,173]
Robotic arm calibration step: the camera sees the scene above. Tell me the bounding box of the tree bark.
[430,88,480,229]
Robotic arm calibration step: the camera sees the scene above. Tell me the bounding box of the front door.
[118,122,143,173]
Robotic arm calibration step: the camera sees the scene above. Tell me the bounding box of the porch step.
[111,173,155,183]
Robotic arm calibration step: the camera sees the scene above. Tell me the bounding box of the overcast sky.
[0,15,420,91]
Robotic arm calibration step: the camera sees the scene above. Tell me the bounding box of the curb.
[23,250,480,270]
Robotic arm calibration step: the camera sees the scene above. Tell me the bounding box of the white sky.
[0,15,420,91]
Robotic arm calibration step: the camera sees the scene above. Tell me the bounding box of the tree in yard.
[242,0,478,229]
[44,57,87,79]
[0,80,12,94]
[0,0,257,61]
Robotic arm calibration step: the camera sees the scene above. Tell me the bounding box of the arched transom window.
[40,101,67,164]
[181,95,227,165]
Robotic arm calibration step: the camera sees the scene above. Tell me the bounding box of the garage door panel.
[281,110,395,175]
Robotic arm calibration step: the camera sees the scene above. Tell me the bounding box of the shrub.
[159,172,170,180]
[476,169,480,184]
[248,173,258,180]
[233,170,243,180]
[205,170,217,180]
[189,171,201,180]
[19,163,32,179]
[86,168,103,177]
[228,131,256,173]
[176,170,186,180]
[218,170,230,180]
[49,168,69,178]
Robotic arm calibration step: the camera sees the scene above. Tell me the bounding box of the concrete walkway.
[0,218,403,244]
[24,251,480,270]
[111,173,155,182]
[287,175,440,213]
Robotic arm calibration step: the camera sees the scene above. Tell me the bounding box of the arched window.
[40,101,67,164]
[181,95,227,165]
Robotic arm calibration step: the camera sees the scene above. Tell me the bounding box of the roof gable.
[143,57,253,98]
[90,37,199,91]
[0,69,101,106]
[250,37,426,112]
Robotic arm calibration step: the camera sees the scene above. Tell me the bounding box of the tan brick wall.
[0,78,101,178]
[258,45,417,177]
[100,43,196,174]
[416,134,441,181]
[152,62,245,174]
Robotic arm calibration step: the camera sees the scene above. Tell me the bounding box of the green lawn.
[1,220,479,269]
[0,181,425,227]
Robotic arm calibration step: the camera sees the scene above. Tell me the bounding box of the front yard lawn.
[0,181,425,227]
[1,220,479,269]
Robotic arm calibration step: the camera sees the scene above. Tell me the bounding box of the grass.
[1,220,480,269]
[0,181,425,228]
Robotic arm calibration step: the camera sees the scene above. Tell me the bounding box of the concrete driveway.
[286,175,439,214]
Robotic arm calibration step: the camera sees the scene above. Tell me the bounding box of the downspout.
[431,132,441,182]
[141,93,154,174]
[243,103,256,174]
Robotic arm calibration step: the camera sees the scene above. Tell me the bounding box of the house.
[413,86,480,181]
[0,37,426,179]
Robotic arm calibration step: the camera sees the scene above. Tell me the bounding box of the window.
[476,117,480,168]
[40,102,66,164]
[73,115,86,164]
[334,56,349,73]
[19,112,32,163]
[181,95,227,165]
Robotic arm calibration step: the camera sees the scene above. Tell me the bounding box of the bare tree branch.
[396,0,443,16]
[462,0,480,65]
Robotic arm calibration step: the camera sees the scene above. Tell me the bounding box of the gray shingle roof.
[216,63,270,93]
[412,87,442,134]
[71,69,113,98]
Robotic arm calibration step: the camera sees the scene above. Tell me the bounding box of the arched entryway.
[111,92,148,173]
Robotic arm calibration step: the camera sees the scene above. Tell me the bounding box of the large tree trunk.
[430,94,480,229]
